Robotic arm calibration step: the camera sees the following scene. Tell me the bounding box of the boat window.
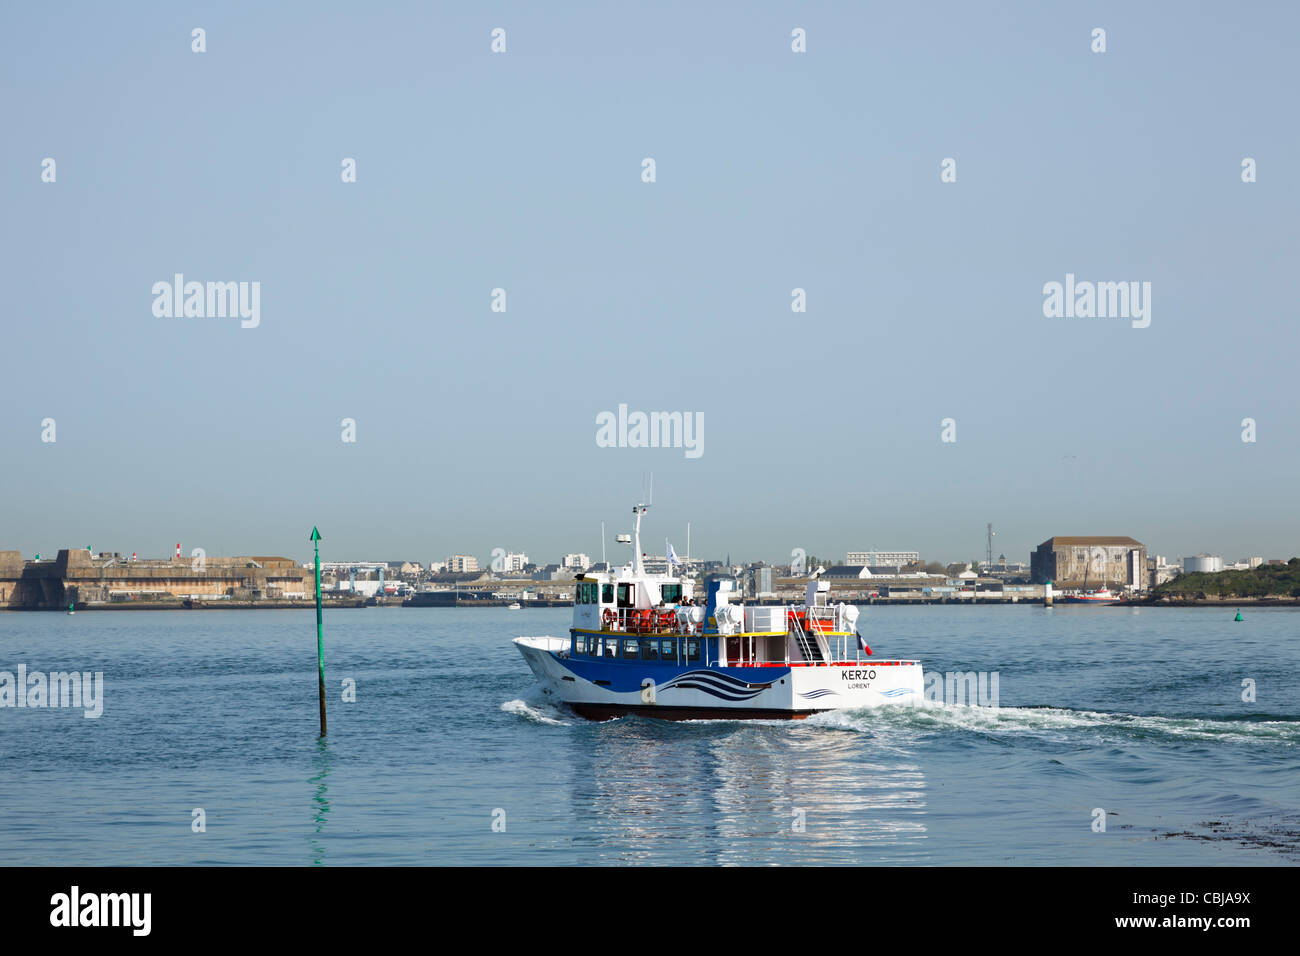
[574,633,587,655]
[639,639,659,661]
[621,638,640,659]
[659,638,676,661]
[685,639,700,662]
[601,584,614,604]
[661,584,682,603]
[603,637,618,658]
[616,583,635,608]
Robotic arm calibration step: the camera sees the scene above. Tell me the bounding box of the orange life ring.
[602,608,616,627]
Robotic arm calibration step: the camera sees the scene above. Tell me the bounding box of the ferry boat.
[514,503,923,720]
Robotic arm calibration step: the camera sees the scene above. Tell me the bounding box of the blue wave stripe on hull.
[555,656,790,694]
[666,682,765,701]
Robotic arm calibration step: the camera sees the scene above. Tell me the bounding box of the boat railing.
[590,603,858,661]
[744,605,788,634]
[706,645,873,668]
[789,606,839,660]
[530,635,571,658]
[600,606,703,636]
[708,655,799,667]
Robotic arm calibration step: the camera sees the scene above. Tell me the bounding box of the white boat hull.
[514,636,923,720]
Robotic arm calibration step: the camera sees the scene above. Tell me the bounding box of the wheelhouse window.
[601,584,614,604]
[575,581,599,605]
[616,583,635,608]
[661,584,682,604]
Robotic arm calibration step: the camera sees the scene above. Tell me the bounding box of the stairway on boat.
[791,621,825,662]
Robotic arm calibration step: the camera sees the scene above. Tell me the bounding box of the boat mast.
[632,503,647,576]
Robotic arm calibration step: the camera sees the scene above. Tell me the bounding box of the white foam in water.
[808,700,1300,747]
[500,697,573,727]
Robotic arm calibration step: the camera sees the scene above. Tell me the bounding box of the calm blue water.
[0,605,1296,865]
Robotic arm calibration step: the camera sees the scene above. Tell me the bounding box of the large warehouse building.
[1030,536,1148,590]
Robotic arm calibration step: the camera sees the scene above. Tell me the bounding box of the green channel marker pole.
[312,526,326,737]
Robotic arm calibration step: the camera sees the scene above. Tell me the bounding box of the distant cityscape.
[305,536,1288,602]
[1,533,1293,610]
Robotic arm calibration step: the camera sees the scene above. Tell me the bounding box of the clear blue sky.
[2,2,1297,567]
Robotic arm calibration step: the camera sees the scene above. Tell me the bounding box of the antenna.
[986,523,995,569]
[630,501,647,575]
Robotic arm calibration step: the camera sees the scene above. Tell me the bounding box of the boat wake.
[808,700,1300,748]
[500,695,575,727]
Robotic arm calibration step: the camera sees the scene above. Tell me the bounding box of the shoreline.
[6,597,1298,612]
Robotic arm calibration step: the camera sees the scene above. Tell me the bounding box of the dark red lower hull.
[568,702,823,721]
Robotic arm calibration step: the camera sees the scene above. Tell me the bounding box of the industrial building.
[743,565,774,597]
[0,549,315,609]
[1030,536,1147,590]
[1147,555,1183,586]
[846,550,919,568]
